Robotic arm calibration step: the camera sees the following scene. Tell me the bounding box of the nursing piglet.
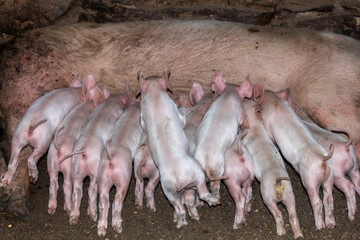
[137,68,218,229]
[97,102,143,236]
[241,99,303,238]
[194,70,252,202]
[0,75,97,186]
[254,83,335,229]
[223,131,254,230]
[68,84,131,225]
[277,89,360,222]
[303,122,360,222]
[47,78,109,215]
[134,135,160,212]
[184,82,214,157]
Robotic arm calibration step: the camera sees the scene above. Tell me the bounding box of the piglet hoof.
[28,171,38,184]
[48,207,56,215]
[325,222,335,229]
[64,204,71,215]
[112,220,123,234]
[97,226,107,237]
[175,219,187,229]
[69,216,79,225]
[233,222,242,230]
[146,200,156,212]
[294,231,304,239]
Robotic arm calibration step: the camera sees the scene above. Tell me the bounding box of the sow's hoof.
[0,186,30,218]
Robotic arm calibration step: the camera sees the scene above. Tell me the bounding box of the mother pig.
[0,20,359,216]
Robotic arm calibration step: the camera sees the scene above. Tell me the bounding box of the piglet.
[223,130,254,230]
[241,99,303,238]
[254,83,335,229]
[134,134,160,212]
[97,101,143,236]
[137,68,218,229]
[303,121,360,221]
[0,75,97,186]
[194,70,252,202]
[66,84,131,225]
[46,80,109,215]
[277,89,360,222]
[184,82,214,156]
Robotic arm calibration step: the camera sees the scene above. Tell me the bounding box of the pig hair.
[53,126,65,150]
[59,150,86,163]
[28,119,47,134]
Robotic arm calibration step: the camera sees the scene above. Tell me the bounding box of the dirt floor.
[0,154,359,240]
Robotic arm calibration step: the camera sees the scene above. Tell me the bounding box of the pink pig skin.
[184,82,214,157]
[276,88,360,222]
[194,70,252,202]
[223,131,254,230]
[134,135,160,212]
[137,68,218,229]
[254,83,335,230]
[46,82,108,215]
[97,102,143,236]
[0,75,96,187]
[69,85,131,225]
[241,99,303,238]
[303,121,360,222]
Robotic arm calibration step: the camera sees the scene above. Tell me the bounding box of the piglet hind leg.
[304,184,325,230]
[47,168,59,215]
[97,184,112,237]
[322,173,335,228]
[0,143,26,187]
[112,186,130,234]
[170,199,188,229]
[281,188,303,239]
[196,181,219,206]
[145,175,160,212]
[87,176,98,222]
[183,189,199,220]
[27,147,48,183]
[62,168,72,214]
[264,199,286,236]
[134,177,144,209]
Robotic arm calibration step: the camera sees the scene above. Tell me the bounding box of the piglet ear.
[82,74,97,102]
[159,67,172,93]
[253,82,265,104]
[237,77,253,99]
[92,84,105,107]
[70,75,82,88]
[136,71,147,97]
[123,83,133,105]
[276,88,295,109]
[211,70,227,95]
[101,84,111,100]
[189,82,204,106]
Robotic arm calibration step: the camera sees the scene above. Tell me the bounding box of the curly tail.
[330,127,353,147]
[323,144,334,161]
[28,119,47,134]
[53,126,65,150]
[59,150,86,163]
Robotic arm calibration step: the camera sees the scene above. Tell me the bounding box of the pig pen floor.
[0,156,359,240]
